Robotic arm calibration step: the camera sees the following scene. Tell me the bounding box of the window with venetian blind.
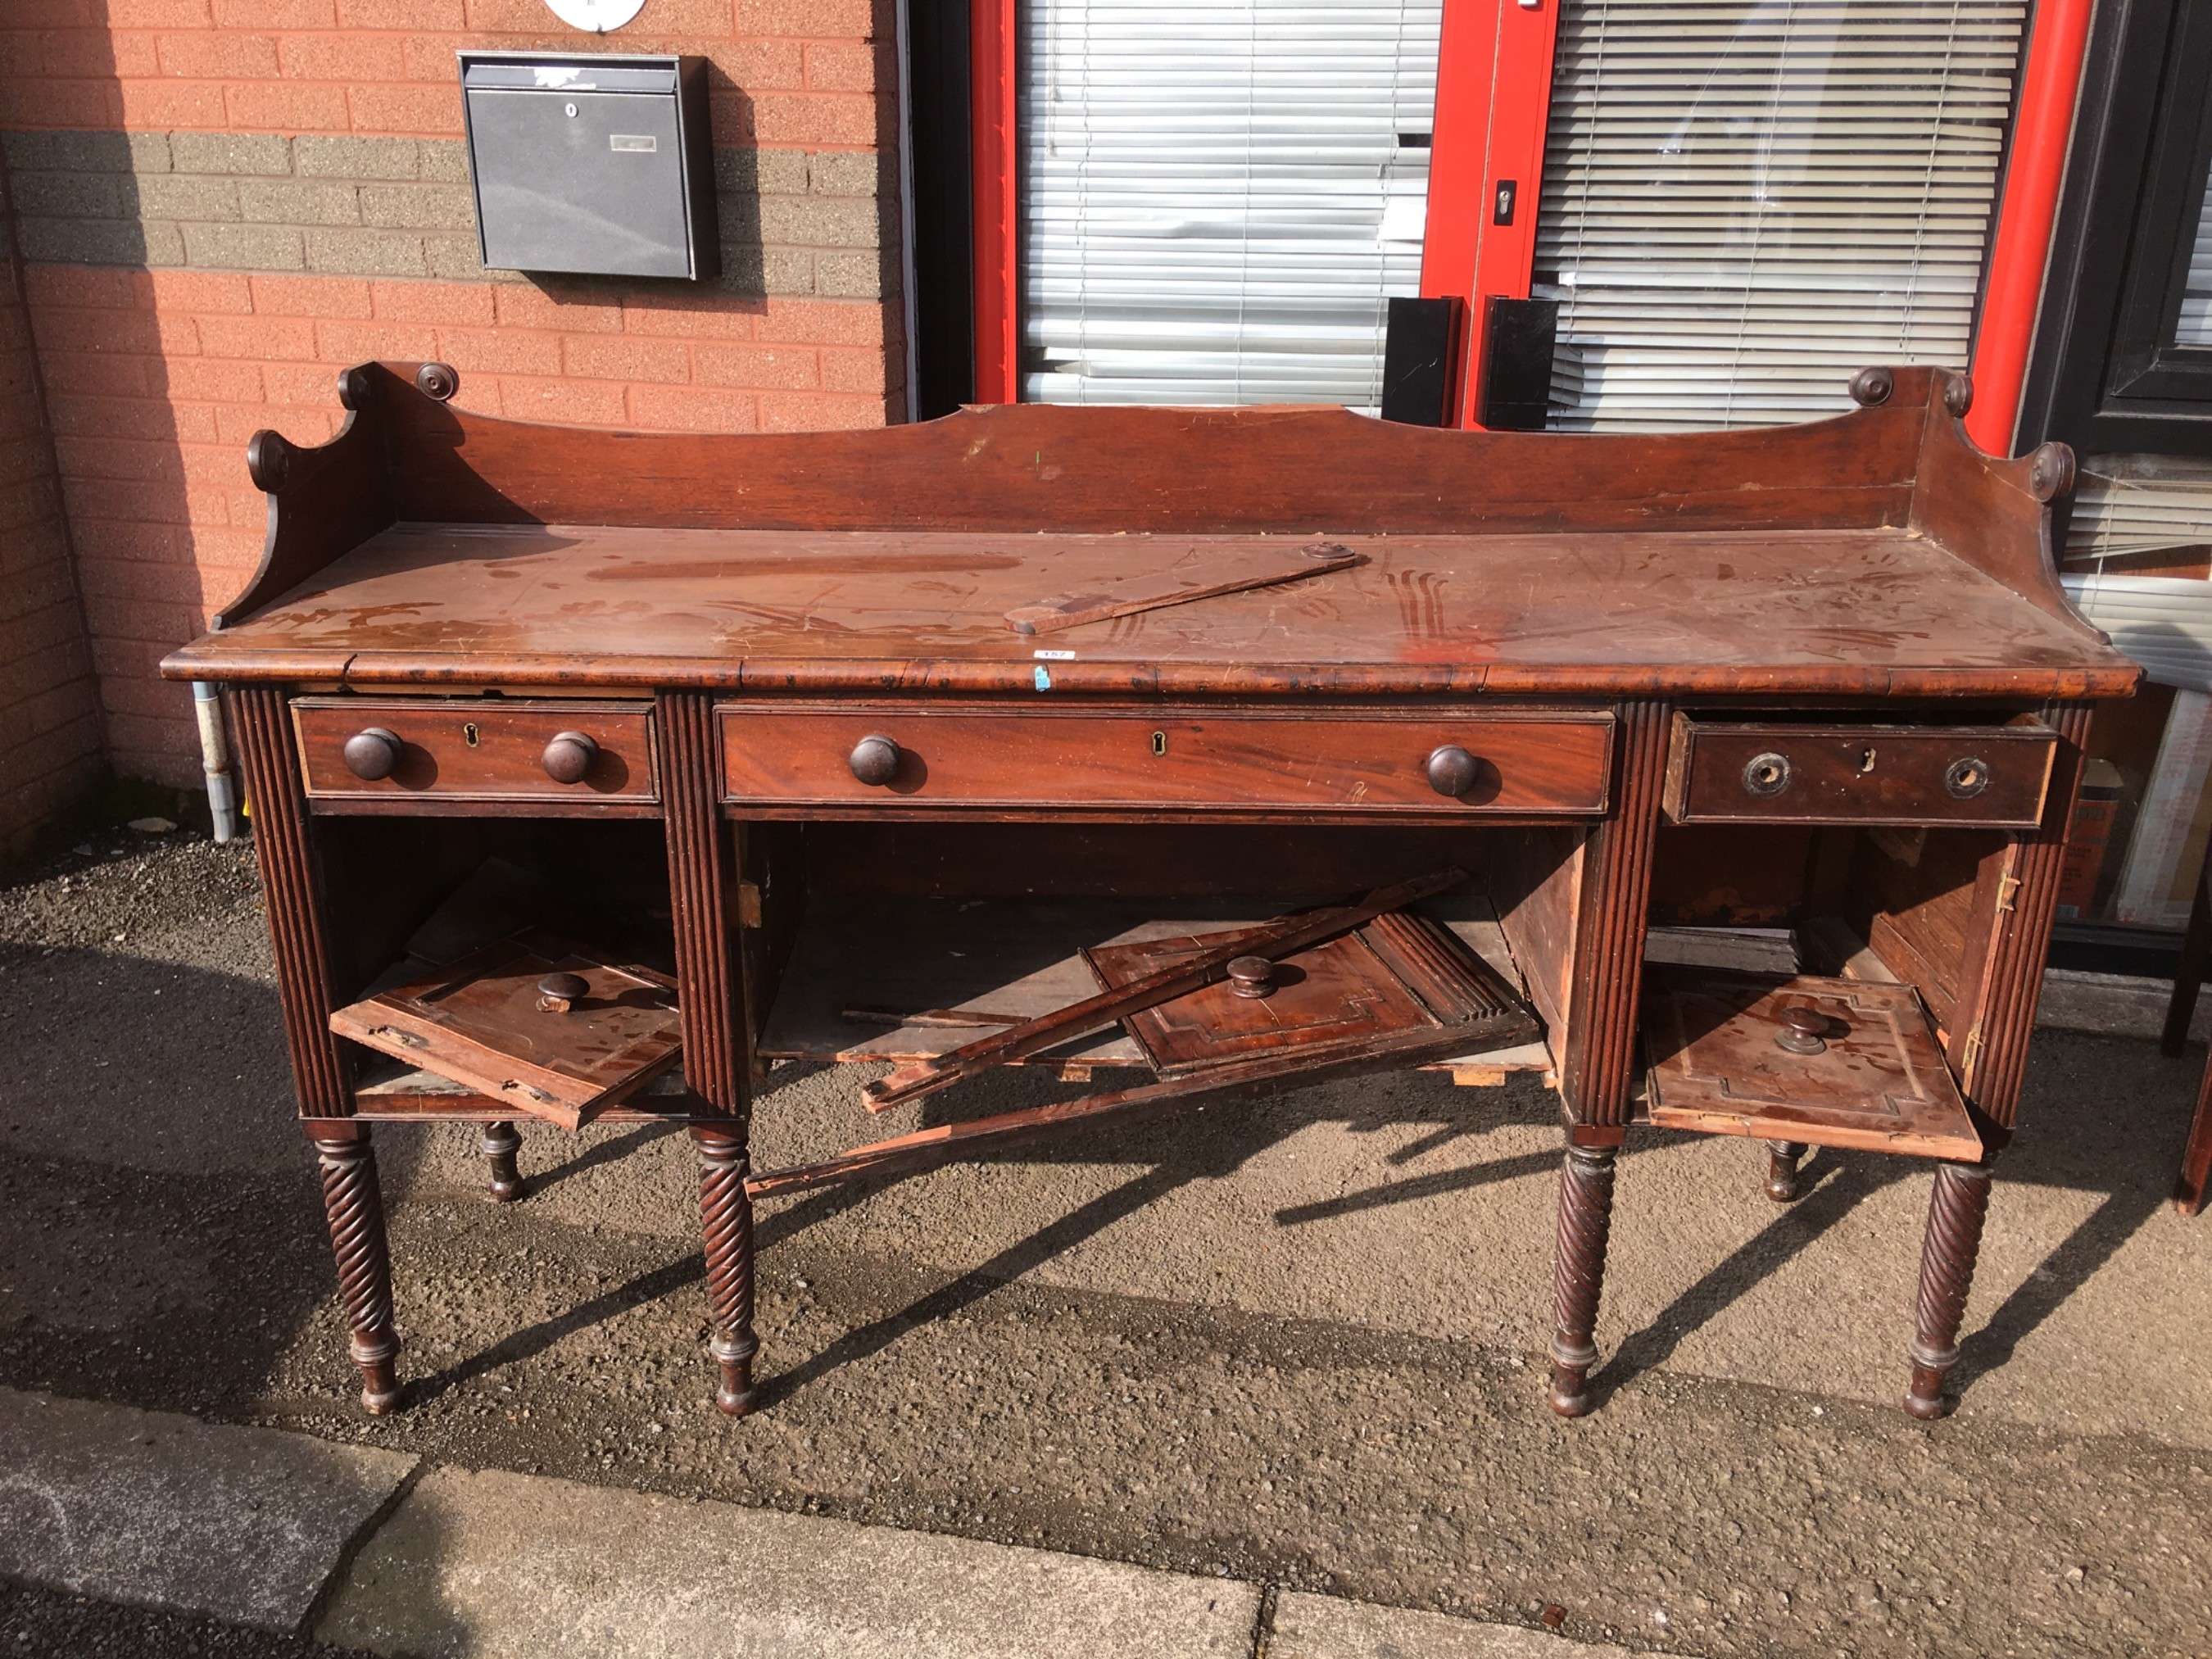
[1534,0,2028,433]
[2178,167,2212,347]
[1019,0,1441,408]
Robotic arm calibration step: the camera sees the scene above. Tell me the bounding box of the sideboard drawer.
[1664,717,2056,827]
[716,705,1615,814]
[294,698,656,806]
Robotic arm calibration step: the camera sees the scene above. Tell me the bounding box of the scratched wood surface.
[172,522,2136,698]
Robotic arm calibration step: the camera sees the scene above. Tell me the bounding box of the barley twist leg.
[314,1130,401,1415]
[694,1126,759,1416]
[1546,1141,1617,1418]
[1903,1159,1993,1420]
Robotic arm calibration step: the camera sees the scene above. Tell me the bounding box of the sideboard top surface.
[159,360,2140,700]
[170,519,2136,698]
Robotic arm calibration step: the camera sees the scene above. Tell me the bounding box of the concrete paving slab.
[0,1386,415,1633]
[317,1465,1262,1658]
[1270,1592,1642,1658]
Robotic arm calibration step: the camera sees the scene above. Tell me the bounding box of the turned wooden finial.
[415,360,460,401]
[336,365,374,410]
[1848,366,1894,408]
[246,428,291,492]
[1942,373,1974,419]
[2028,441,2077,502]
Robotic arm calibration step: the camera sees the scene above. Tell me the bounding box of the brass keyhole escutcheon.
[463,722,480,747]
[1859,747,1877,773]
[1150,730,1168,757]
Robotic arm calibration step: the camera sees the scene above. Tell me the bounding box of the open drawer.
[754,891,1557,1085]
[1662,715,2056,828]
[330,930,683,1131]
[1639,966,1981,1160]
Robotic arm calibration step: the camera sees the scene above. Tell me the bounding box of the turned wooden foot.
[694,1126,759,1416]
[1546,1141,1617,1417]
[1763,1140,1809,1203]
[481,1120,526,1203]
[313,1129,402,1415]
[1903,1159,1992,1420]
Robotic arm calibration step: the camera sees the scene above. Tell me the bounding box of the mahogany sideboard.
[162,360,2138,1422]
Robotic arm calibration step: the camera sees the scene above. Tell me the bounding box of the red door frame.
[972,0,1020,405]
[1967,0,2096,457]
[1421,0,1561,428]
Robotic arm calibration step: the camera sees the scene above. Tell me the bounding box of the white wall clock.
[542,0,646,31]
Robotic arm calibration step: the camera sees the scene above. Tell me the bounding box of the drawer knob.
[342,727,403,781]
[1944,756,1990,800]
[849,734,902,786]
[537,972,590,1013]
[1226,955,1276,999]
[1774,1005,1829,1055]
[542,730,598,785]
[1742,751,1792,797]
[1426,744,1480,798]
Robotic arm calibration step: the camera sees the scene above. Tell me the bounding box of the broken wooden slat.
[1004,540,1363,635]
[841,1004,1027,1029]
[752,1018,1496,1199]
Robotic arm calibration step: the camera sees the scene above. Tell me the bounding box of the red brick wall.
[0,0,904,790]
[0,0,884,151]
[32,268,897,775]
[0,176,104,861]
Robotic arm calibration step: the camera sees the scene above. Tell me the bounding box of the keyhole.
[1859,747,1877,773]
[463,722,480,747]
[1150,730,1168,757]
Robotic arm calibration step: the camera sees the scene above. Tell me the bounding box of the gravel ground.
[0,1579,374,1659]
[3,828,2210,1657]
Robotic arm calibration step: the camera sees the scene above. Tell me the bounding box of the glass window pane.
[2174,156,2212,347]
[1535,0,2030,433]
[1020,0,1443,409]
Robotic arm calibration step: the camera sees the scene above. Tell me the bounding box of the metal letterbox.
[460,52,718,282]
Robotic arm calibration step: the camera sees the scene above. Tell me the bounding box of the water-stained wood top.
[170,519,2137,699]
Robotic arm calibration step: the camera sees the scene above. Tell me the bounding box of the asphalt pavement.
[2,829,2210,1656]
